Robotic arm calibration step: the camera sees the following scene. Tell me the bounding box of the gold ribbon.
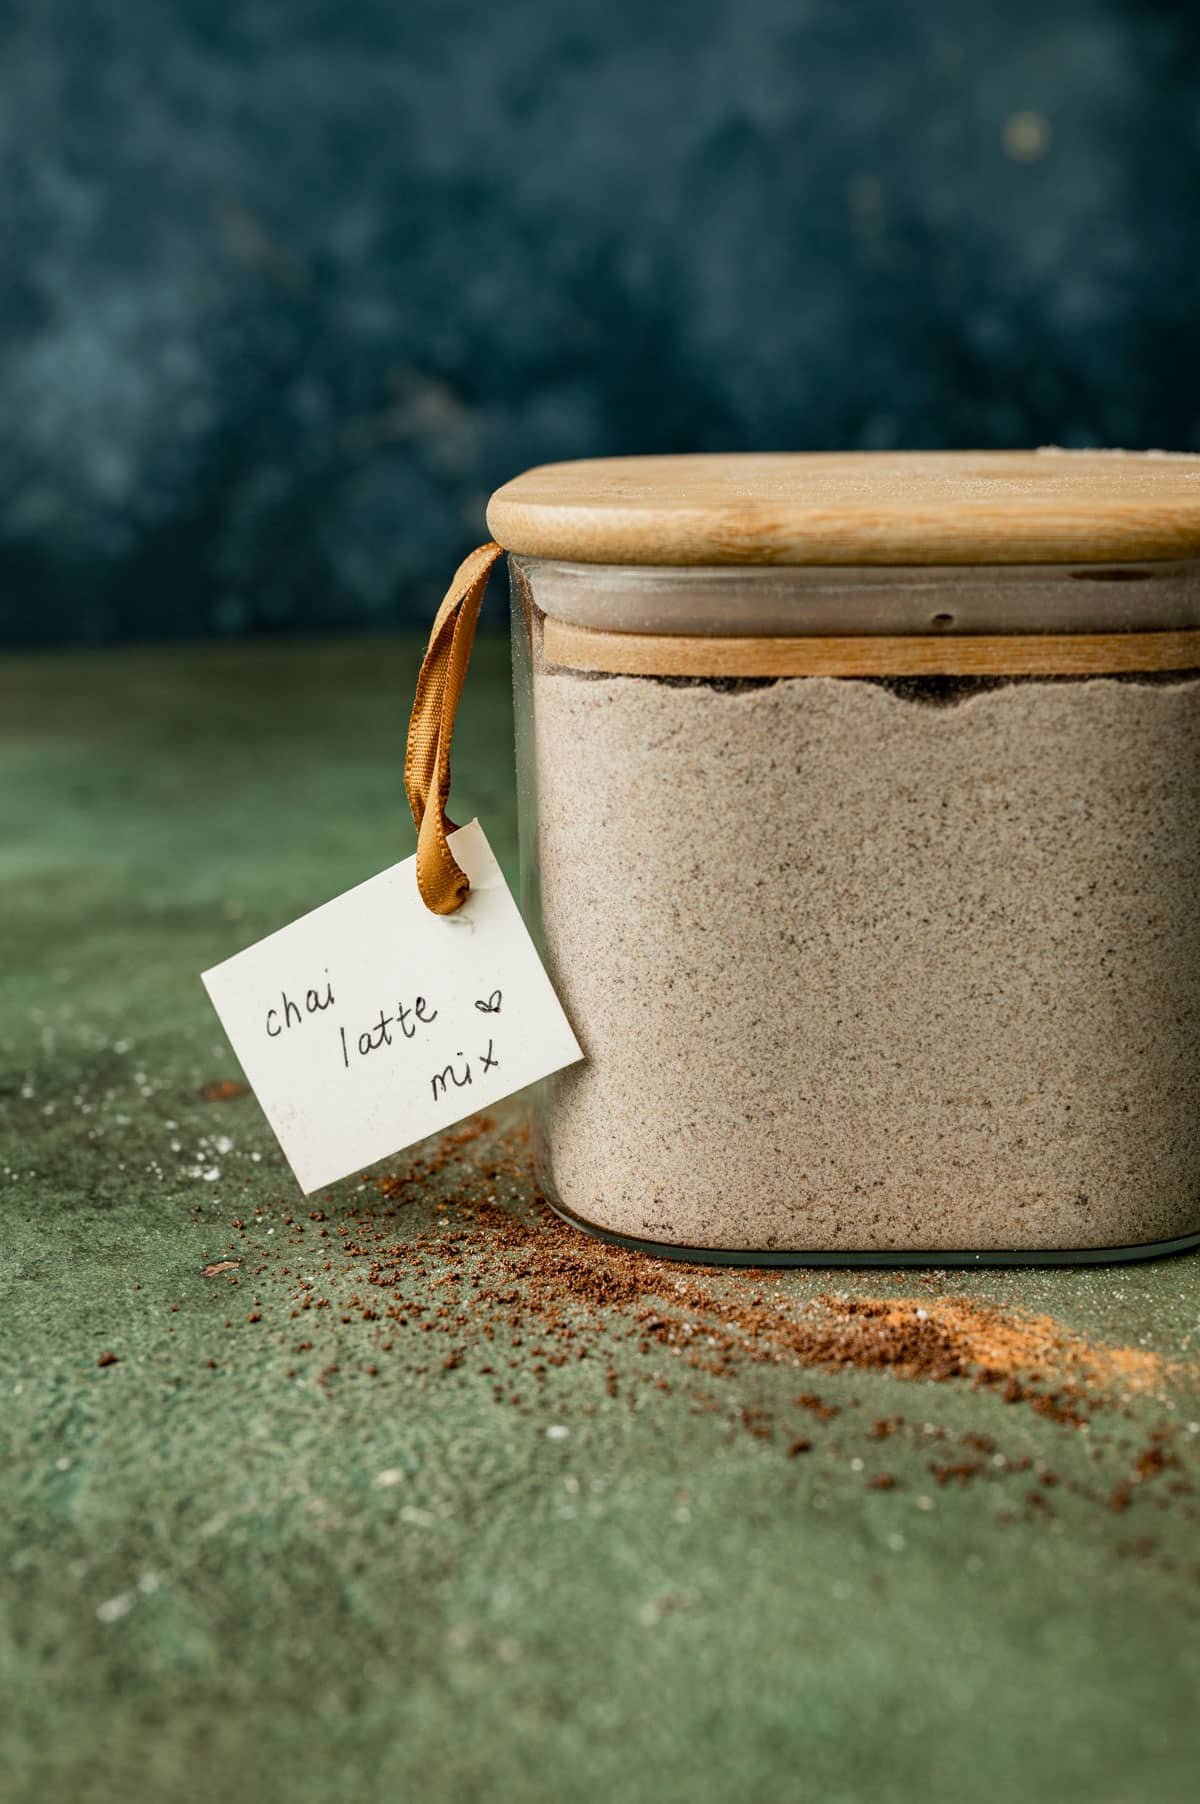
[404,541,504,914]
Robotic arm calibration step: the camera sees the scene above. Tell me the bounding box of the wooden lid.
[487,450,1200,567]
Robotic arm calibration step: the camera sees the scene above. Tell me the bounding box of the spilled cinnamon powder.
[197,1113,1196,1555]
[362,1114,1172,1419]
[208,1110,1182,1429]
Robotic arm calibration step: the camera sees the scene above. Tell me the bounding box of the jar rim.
[513,554,1200,641]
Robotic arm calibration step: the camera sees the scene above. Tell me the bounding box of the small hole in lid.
[930,612,955,628]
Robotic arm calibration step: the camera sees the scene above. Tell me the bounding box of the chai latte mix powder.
[528,652,1200,1253]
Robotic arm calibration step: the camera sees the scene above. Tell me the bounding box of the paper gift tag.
[201,821,582,1194]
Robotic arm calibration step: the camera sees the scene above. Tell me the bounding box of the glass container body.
[511,556,1200,1265]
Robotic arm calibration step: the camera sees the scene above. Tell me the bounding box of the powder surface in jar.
[527,649,1200,1253]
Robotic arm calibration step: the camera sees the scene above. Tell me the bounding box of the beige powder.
[526,657,1200,1253]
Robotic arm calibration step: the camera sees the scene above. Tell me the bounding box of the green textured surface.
[2,637,1199,1804]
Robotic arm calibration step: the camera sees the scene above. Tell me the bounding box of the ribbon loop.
[404,541,504,914]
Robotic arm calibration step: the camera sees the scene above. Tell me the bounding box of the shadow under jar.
[487,451,1200,1265]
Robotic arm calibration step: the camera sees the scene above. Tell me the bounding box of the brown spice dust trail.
[200,1079,250,1102]
[360,1117,1172,1418]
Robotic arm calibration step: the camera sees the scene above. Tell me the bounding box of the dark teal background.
[2,0,1197,646]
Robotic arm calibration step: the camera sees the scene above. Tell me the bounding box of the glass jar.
[489,452,1200,1265]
